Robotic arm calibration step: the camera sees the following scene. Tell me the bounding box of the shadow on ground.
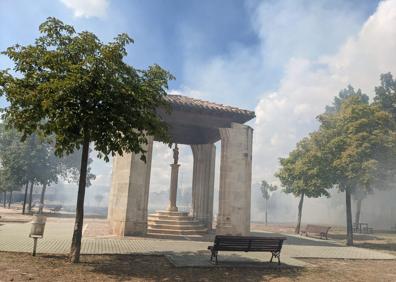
[85,253,304,281]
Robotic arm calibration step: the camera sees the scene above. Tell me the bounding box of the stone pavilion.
[107,95,255,236]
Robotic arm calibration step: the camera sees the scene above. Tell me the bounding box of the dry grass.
[1,252,396,282]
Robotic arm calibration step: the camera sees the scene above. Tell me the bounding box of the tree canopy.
[260,180,277,200]
[318,94,395,193]
[374,72,396,119]
[0,17,173,161]
[276,132,333,199]
[0,17,173,263]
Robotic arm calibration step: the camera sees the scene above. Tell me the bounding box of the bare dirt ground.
[1,252,396,282]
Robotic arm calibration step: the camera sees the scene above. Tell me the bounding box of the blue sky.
[0,0,379,109]
[1,0,395,200]
[0,1,257,92]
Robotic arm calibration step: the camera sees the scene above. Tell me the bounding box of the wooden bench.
[49,205,62,213]
[353,223,373,234]
[301,224,331,240]
[208,235,287,265]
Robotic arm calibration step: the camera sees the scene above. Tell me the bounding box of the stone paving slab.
[0,221,395,267]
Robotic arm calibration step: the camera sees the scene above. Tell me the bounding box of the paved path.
[1,220,395,267]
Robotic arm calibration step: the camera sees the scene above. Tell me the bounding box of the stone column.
[167,163,180,212]
[191,144,215,230]
[217,123,253,236]
[107,136,153,236]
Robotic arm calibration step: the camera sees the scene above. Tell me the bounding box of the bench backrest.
[213,235,286,252]
[305,224,331,233]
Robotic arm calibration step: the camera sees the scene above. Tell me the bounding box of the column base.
[167,206,178,212]
[111,220,148,236]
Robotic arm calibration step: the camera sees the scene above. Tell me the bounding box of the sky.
[1,0,396,203]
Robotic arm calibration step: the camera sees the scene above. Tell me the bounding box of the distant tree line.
[0,123,95,213]
[276,73,396,246]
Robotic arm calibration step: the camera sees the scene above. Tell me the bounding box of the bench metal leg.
[210,250,218,265]
[319,232,328,240]
[270,251,281,265]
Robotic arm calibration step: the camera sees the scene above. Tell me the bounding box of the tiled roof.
[165,95,255,119]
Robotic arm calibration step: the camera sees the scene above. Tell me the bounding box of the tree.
[276,132,332,234]
[0,124,54,214]
[94,194,104,207]
[34,142,60,214]
[0,121,96,214]
[0,125,29,209]
[59,148,96,188]
[325,85,369,114]
[0,18,173,263]
[352,189,368,227]
[374,73,396,119]
[259,180,277,225]
[0,171,6,208]
[373,72,396,185]
[317,94,395,246]
[325,86,372,228]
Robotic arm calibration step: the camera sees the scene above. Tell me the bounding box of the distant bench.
[353,223,373,234]
[301,224,331,240]
[208,235,287,265]
[49,205,62,213]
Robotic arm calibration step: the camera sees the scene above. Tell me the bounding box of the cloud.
[60,0,109,18]
[181,0,372,109]
[253,0,396,184]
[250,0,367,67]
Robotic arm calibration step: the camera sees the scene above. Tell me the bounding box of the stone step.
[147,227,207,235]
[147,219,201,226]
[147,222,206,230]
[148,214,193,221]
[147,215,197,221]
[145,233,206,239]
[155,211,189,216]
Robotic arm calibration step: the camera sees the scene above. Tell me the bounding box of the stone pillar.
[107,136,153,236]
[217,123,253,236]
[191,144,215,230]
[167,163,180,212]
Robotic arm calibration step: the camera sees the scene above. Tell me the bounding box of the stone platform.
[147,211,207,235]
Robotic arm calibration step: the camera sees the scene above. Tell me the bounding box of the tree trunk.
[69,138,90,263]
[295,192,305,234]
[22,182,29,214]
[354,199,362,226]
[265,198,268,225]
[28,182,34,213]
[8,190,13,208]
[39,183,47,214]
[346,188,354,246]
[3,191,6,208]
